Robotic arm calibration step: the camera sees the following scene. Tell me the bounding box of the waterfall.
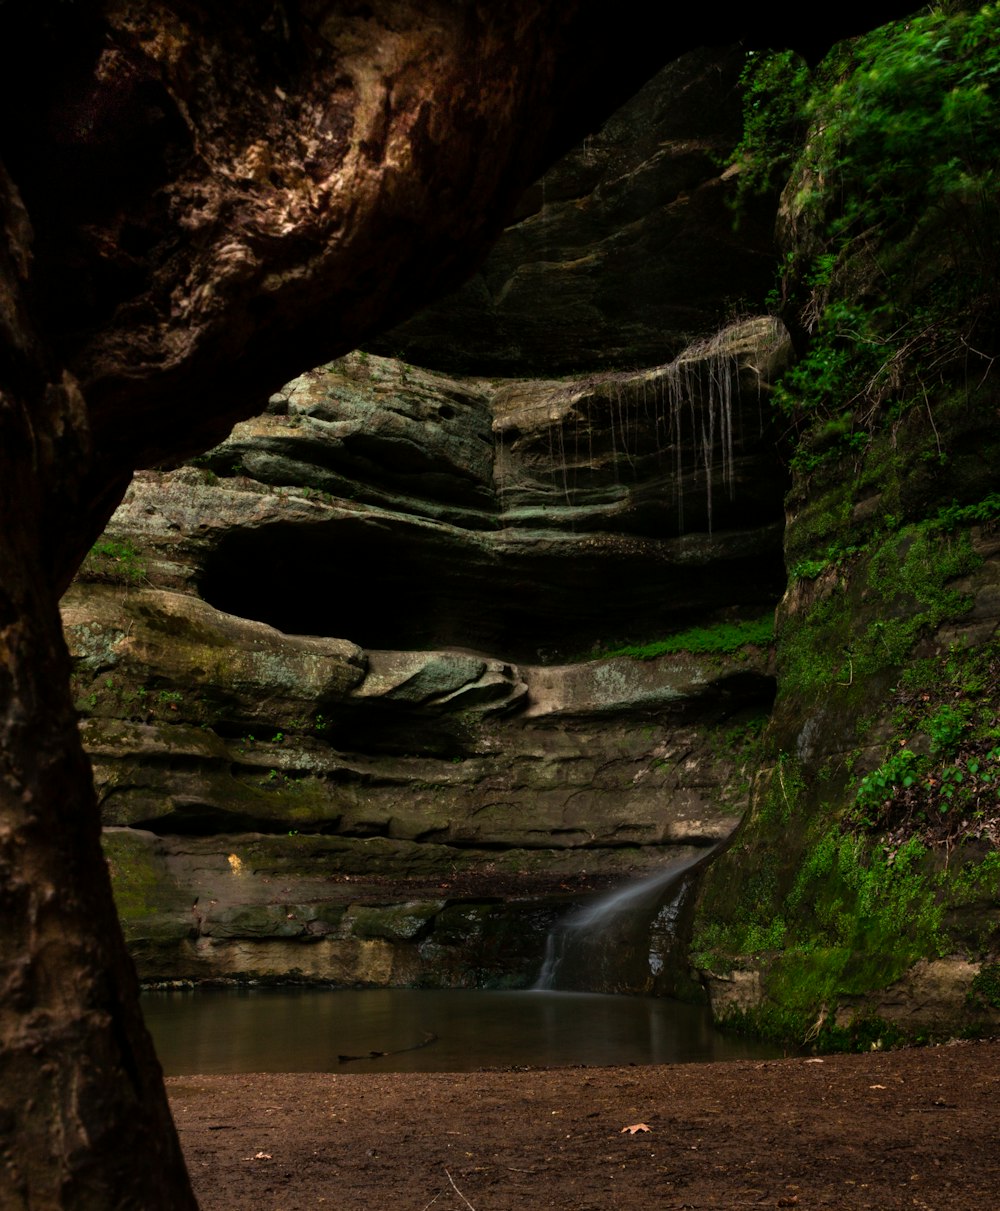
[491,316,785,534]
[532,847,714,995]
[661,326,745,535]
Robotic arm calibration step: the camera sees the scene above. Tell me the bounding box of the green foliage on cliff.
[732,49,811,203]
[602,614,773,661]
[694,806,1000,1047]
[694,815,944,999]
[695,493,999,1044]
[692,7,1000,1048]
[778,507,982,706]
[774,3,1000,435]
[852,642,1000,849]
[796,4,1000,232]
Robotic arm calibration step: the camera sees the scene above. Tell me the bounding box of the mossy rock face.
[968,961,1000,1013]
[102,829,193,948]
[692,469,1000,1041]
[689,4,1000,1045]
[345,902,443,943]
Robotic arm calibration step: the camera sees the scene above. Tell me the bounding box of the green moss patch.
[601,614,774,661]
[968,961,1000,1011]
[101,830,190,946]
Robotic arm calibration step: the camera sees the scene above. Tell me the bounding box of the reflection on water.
[143,988,780,1075]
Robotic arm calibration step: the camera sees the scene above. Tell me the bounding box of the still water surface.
[143,988,780,1075]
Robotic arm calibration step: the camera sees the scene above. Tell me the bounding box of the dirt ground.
[169,1039,1000,1210]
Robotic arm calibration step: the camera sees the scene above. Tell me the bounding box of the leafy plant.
[731,48,812,205]
[934,493,1000,531]
[924,704,969,754]
[855,748,921,820]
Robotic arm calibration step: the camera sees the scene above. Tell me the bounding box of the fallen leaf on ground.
[620,1123,651,1134]
[869,1084,887,1089]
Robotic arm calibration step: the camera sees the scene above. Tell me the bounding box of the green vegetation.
[791,5,1000,257]
[695,816,1000,1047]
[933,492,1000,531]
[730,49,811,208]
[602,614,774,661]
[102,831,162,924]
[770,5,1000,451]
[81,538,147,586]
[968,961,1000,1010]
[777,480,1000,709]
[694,638,1000,1046]
[851,642,1000,848]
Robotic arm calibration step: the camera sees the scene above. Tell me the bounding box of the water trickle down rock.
[492,316,787,540]
[533,846,714,996]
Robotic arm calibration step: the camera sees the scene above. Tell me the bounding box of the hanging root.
[803,1002,829,1043]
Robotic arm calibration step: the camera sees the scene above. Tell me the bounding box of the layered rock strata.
[66,332,787,987]
[372,47,778,376]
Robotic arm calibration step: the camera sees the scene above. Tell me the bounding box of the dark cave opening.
[198,516,787,664]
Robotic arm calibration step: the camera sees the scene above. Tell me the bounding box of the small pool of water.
[143,988,781,1075]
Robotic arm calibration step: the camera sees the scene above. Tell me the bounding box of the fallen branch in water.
[337,1030,438,1064]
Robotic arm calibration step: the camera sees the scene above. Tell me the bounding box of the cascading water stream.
[492,317,785,534]
[533,847,716,995]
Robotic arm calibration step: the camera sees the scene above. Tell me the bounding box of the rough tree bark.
[0,2,912,1207]
[0,167,196,1205]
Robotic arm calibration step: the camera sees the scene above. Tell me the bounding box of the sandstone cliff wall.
[66,332,784,989]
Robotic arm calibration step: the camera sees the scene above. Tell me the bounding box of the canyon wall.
[67,15,1000,1040]
[67,329,784,990]
[692,7,1000,1044]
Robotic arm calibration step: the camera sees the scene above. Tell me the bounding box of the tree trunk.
[0,173,196,1207]
[0,534,197,1211]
